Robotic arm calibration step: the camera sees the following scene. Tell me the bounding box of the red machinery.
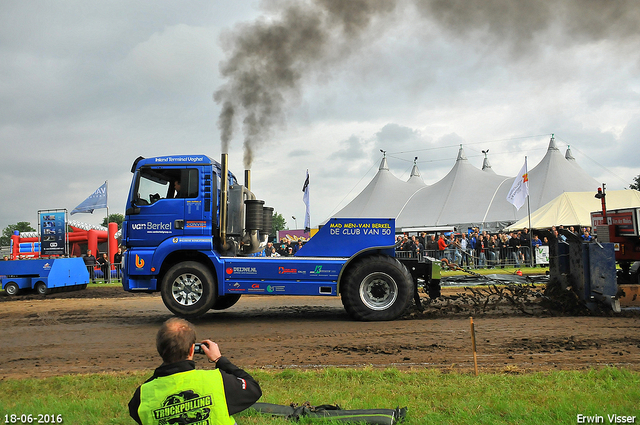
[592,185,640,286]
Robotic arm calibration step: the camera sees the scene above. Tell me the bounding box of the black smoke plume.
[215,0,640,169]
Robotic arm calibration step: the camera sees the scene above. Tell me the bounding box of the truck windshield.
[136,168,198,205]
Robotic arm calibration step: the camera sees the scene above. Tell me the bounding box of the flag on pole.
[506,158,529,210]
[302,170,310,232]
[71,182,108,215]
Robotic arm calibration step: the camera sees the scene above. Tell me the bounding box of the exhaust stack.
[244,170,251,191]
[219,156,269,255]
[219,153,229,249]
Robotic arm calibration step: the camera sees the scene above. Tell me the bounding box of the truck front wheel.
[161,262,216,318]
[341,255,413,321]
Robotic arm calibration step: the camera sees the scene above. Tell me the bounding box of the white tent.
[395,146,511,230]
[505,190,640,230]
[482,137,600,225]
[332,156,426,219]
[332,136,604,232]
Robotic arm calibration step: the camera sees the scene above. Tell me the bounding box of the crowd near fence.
[394,244,546,268]
[392,226,596,269]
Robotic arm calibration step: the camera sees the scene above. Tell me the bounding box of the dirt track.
[1,286,639,380]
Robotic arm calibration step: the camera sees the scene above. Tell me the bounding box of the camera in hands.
[194,342,208,355]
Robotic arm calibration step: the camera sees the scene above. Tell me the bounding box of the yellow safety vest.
[137,369,235,425]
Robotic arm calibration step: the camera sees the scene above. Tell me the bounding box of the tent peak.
[410,157,421,177]
[378,156,389,171]
[565,145,575,161]
[456,144,468,161]
[481,149,494,172]
[548,134,559,151]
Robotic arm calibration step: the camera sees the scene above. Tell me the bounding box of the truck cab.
[124,156,219,247]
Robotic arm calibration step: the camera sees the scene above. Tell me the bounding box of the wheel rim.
[36,283,46,294]
[171,273,204,306]
[359,272,398,311]
[5,284,18,295]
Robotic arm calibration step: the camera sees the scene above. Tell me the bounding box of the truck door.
[183,168,209,236]
[126,167,200,247]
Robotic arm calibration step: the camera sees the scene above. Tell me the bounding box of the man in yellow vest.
[129,318,262,425]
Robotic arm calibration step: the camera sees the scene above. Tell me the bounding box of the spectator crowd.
[395,225,596,268]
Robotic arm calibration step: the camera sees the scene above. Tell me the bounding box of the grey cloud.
[329,135,367,161]
[288,149,311,157]
[375,123,422,148]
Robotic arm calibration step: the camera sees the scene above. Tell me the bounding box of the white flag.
[302,170,310,232]
[507,159,529,210]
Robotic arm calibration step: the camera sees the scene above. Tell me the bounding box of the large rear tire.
[161,262,216,318]
[211,294,241,310]
[341,255,414,321]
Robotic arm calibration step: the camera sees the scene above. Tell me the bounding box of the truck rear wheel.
[341,255,413,321]
[161,262,216,318]
[35,282,48,295]
[4,282,19,296]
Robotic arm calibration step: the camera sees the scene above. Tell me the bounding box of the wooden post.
[470,316,478,376]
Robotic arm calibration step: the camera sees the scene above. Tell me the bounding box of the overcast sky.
[1,0,639,233]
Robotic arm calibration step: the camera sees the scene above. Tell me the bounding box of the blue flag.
[302,170,310,233]
[71,182,107,215]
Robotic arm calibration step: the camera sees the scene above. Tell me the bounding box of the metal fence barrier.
[85,263,123,283]
[395,246,539,268]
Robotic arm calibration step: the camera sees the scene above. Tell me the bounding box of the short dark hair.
[156,318,196,364]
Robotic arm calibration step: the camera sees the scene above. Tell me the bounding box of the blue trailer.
[0,258,90,295]
[121,154,440,321]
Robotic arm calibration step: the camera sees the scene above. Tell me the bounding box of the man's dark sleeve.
[216,357,262,415]
[128,386,143,425]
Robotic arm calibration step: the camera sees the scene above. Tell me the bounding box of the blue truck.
[121,154,440,321]
[0,258,90,295]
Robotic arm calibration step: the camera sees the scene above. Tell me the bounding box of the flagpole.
[105,180,110,283]
[525,157,533,267]
[303,169,310,235]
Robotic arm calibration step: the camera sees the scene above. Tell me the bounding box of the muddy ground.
[1,285,639,380]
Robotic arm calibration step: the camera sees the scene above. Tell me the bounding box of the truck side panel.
[221,257,347,296]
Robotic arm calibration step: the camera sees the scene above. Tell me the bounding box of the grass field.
[1,367,638,424]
